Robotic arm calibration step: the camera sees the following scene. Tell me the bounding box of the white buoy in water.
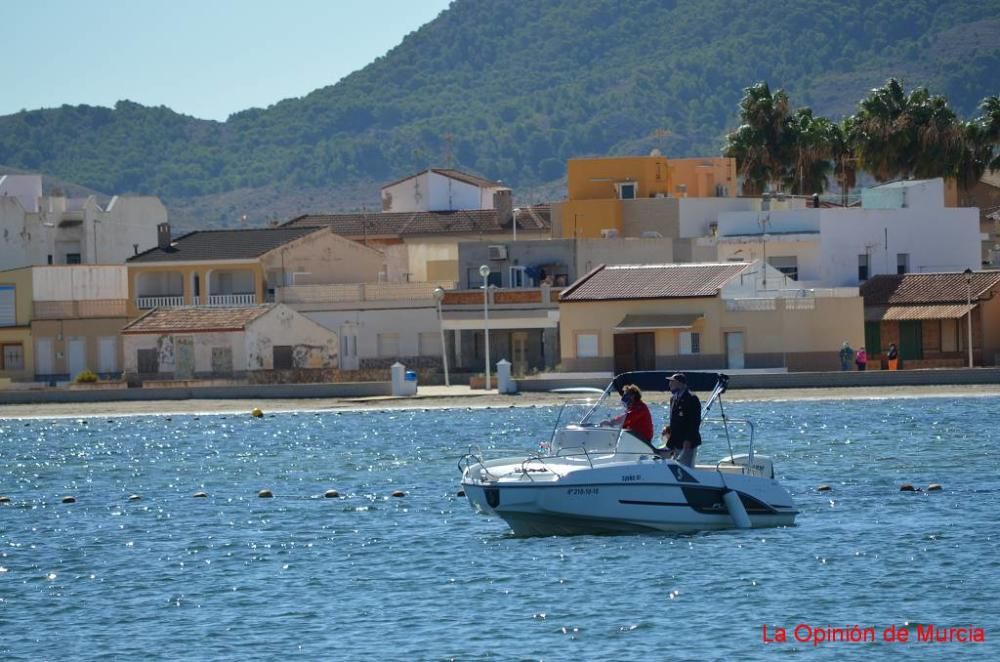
[722,489,752,529]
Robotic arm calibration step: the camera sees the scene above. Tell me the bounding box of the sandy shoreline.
[2,384,1000,419]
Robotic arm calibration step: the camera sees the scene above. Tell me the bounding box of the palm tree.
[850,78,965,182]
[830,118,857,206]
[723,82,794,194]
[784,108,834,195]
[981,95,1000,171]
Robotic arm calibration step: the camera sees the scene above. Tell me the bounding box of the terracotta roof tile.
[860,272,1000,306]
[560,263,750,301]
[128,228,322,263]
[121,306,273,334]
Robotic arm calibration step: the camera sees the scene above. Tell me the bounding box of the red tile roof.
[121,306,273,334]
[860,272,1000,306]
[560,263,750,301]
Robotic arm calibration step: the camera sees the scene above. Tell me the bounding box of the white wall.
[381,171,499,213]
[31,265,128,300]
[861,178,945,210]
[817,207,980,284]
[0,175,42,213]
[304,307,439,360]
[677,198,759,238]
[245,305,338,369]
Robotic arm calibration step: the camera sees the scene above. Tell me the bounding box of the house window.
[509,266,530,288]
[768,256,798,280]
[616,182,637,200]
[377,333,400,358]
[858,254,870,281]
[576,333,599,358]
[679,332,701,355]
[897,253,910,275]
[2,344,24,370]
[418,332,439,356]
[0,285,15,327]
[66,253,82,264]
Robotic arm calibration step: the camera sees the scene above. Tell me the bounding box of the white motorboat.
[460,371,797,536]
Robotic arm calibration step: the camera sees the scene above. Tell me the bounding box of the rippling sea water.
[1,396,998,660]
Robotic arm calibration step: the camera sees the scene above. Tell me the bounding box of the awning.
[614,313,702,332]
[865,303,975,322]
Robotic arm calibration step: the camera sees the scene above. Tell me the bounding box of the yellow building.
[557,155,737,239]
[0,267,34,383]
[558,262,863,373]
[127,225,385,318]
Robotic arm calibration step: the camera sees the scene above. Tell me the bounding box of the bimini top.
[610,371,728,394]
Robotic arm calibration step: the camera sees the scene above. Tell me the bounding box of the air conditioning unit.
[601,228,619,239]
[488,244,508,260]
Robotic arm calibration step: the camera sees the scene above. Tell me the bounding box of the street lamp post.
[480,264,491,391]
[432,287,450,386]
[964,268,974,368]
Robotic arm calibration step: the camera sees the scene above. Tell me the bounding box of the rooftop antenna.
[443,133,454,169]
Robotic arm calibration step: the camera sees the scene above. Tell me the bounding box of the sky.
[2,0,452,121]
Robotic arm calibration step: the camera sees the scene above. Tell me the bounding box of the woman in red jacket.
[604,384,654,443]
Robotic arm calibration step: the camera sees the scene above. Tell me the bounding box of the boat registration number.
[567,487,599,496]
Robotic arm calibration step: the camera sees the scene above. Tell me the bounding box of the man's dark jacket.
[666,389,702,451]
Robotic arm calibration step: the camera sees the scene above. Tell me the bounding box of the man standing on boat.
[661,373,702,467]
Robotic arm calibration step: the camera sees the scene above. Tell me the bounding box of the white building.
[380,168,510,213]
[708,179,981,288]
[0,174,167,268]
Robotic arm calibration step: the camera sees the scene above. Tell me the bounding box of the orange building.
[556,155,737,239]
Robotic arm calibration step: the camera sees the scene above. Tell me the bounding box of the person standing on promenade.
[839,342,854,371]
[855,346,868,371]
[660,373,702,467]
[886,343,899,370]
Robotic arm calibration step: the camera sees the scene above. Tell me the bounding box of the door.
[175,336,194,379]
[614,333,636,374]
[339,325,359,370]
[273,345,293,370]
[67,338,86,379]
[35,338,54,377]
[899,321,923,360]
[512,331,528,375]
[97,336,117,374]
[725,332,745,370]
[635,332,656,370]
[614,332,655,374]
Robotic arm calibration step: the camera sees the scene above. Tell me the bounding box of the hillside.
[1,0,998,228]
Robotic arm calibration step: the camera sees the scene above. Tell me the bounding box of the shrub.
[75,369,99,384]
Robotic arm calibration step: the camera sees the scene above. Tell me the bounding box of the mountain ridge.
[1,0,997,228]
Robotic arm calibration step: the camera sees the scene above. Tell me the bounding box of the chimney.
[493,189,513,227]
[157,223,171,250]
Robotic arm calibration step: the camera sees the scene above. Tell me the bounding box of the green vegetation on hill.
[0,0,998,227]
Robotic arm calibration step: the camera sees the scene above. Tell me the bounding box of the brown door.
[614,334,636,374]
[635,332,656,370]
[273,345,293,370]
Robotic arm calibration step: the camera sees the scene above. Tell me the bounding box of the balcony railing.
[441,286,563,306]
[277,281,455,305]
[208,293,257,306]
[137,295,184,309]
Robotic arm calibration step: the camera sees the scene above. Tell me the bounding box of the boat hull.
[462,459,796,537]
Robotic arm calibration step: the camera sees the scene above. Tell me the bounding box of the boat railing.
[702,416,756,465]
